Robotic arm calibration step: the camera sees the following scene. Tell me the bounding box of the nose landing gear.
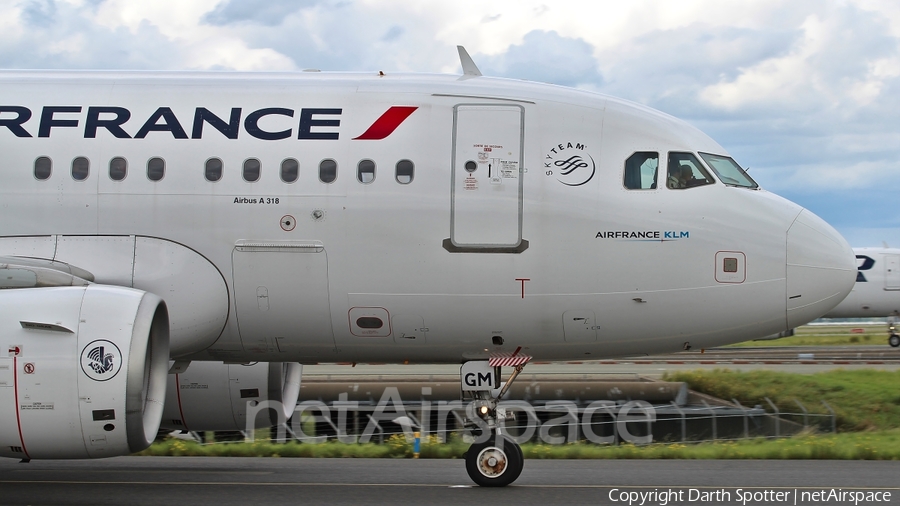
[460,352,531,487]
[888,316,899,347]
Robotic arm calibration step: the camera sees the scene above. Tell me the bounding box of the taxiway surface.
[0,457,896,505]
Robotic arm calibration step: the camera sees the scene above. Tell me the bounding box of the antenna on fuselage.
[457,46,482,77]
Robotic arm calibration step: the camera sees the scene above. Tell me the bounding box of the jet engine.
[161,361,301,432]
[0,285,169,459]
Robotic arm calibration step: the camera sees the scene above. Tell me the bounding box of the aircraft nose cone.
[786,209,857,328]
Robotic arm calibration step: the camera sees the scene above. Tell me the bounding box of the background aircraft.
[825,247,900,347]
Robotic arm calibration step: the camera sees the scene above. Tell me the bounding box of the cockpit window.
[623,152,658,190]
[666,152,714,190]
[699,152,758,189]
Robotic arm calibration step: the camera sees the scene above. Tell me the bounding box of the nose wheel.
[465,433,524,487]
[889,334,900,348]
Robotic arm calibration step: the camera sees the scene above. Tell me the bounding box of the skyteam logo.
[544,141,595,187]
[80,340,123,382]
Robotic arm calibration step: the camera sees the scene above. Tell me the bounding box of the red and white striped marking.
[490,348,532,367]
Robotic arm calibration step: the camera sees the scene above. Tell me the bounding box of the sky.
[1,0,899,246]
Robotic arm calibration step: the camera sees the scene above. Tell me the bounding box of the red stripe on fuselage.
[352,106,418,140]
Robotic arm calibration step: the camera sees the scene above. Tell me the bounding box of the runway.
[0,457,896,505]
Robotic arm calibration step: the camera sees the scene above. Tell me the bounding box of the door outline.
[444,103,528,253]
[232,240,337,354]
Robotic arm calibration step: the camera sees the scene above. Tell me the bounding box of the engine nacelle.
[0,286,169,460]
[162,362,301,432]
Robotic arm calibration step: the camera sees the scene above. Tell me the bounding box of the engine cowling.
[0,286,169,459]
[161,361,301,432]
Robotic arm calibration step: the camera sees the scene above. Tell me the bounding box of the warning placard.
[500,160,519,178]
[20,402,54,410]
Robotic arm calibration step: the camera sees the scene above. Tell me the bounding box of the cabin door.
[449,104,525,251]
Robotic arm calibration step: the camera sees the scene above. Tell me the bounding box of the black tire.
[465,433,524,487]
[889,334,900,348]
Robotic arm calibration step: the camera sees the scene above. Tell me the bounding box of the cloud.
[203,0,319,26]
[699,6,897,114]
[0,0,297,70]
[21,0,57,26]
[477,30,603,88]
[0,0,181,69]
[595,23,800,117]
[381,25,404,42]
[215,2,453,72]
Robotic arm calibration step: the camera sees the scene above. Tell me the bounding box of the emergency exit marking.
[8,345,21,356]
[23,363,35,374]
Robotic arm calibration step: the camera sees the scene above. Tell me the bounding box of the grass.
[138,431,900,460]
[137,364,900,460]
[663,369,900,431]
[728,324,892,347]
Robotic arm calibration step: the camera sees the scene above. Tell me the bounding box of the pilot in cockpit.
[667,164,695,189]
[666,165,684,189]
[680,165,697,187]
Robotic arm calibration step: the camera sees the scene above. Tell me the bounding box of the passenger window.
[623,152,658,189]
[72,157,90,181]
[34,156,52,180]
[357,159,375,184]
[109,157,127,181]
[205,158,223,182]
[395,159,414,184]
[147,157,165,181]
[666,152,714,190]
[243,158,261,182]
[281,158,299,183]
[699,152,758,189]
[319,159,337,184]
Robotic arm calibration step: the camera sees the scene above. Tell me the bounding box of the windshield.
[699,153,758,189]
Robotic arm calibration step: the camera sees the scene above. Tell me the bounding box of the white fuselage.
[826,247,900,317]
[0,70,856,364]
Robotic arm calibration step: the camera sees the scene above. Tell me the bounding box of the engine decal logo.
[81,340,123,382]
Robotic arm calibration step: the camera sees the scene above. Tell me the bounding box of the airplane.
[824,247,900,347]
[0,47,856,486]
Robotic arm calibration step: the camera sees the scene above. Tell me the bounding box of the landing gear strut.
[460,354,530,487]
[889,317,899,348]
